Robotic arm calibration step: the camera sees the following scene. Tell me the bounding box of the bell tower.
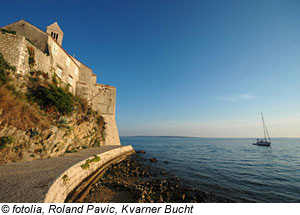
[46,21,64,46]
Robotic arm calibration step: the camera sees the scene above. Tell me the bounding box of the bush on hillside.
[28,84,74,115]
[0,136,14,149]
[27,46,35,68]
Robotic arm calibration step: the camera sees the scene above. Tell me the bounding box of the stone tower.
[46,22,64,46]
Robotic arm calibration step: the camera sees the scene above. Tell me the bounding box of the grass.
[81,161,90,169]
[90,155,101,163]
[80,155,101,169]
[0,53,50,131]
[0,86,50,130]
[66,148,78,153]
[93,138,101,147]
[58,117,68,125]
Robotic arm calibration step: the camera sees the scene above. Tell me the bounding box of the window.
[57,67,62,78]
[68,76,73,85]
[51,32,58,41]
[53,43,58,55]
[66,57,70,67]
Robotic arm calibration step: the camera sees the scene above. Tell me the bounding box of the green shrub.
[27,47,35,68]
[0,70,8,86]
[0,136,14,149]
[28,84,74,115]
[58,117,68,125]
[0,28,16,35]
[52,73,58,86]
[29,128,39,138]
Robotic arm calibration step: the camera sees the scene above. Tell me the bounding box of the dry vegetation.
[0,86,50,131]
[0,52,105,163]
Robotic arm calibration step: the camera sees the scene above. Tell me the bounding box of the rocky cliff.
[0,52,107,164]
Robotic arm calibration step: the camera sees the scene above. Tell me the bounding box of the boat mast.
[261,112,267,141]
[261,112,271,142]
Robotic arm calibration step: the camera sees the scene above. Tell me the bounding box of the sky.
[1,0,300,137]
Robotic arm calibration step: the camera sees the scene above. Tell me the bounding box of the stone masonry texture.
[0,20,120,145]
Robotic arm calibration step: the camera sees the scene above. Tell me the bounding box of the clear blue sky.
[1,0,300,137]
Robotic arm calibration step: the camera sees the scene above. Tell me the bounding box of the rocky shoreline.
[83,152,234,203]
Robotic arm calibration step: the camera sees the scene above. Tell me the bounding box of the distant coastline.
[120,136,300,139]
[122,136,195,138]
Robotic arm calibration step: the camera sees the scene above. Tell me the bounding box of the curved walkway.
[0,145,134,203]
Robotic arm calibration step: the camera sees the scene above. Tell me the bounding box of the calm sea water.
[121,137,300,202]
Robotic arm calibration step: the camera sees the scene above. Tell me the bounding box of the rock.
[19,151,35,162]
[83,154,235,203]
[161,171,167,175]
[150,158,157,163]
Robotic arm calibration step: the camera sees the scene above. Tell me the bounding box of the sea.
[121,136,300,203]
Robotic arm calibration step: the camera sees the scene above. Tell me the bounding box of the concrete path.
[0,146,125,203]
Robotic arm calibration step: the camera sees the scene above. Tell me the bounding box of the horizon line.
[120,135,300,139]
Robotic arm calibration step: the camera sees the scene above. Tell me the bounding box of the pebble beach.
[83,152,233,203]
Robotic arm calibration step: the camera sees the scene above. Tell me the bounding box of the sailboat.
[253,112,271,146]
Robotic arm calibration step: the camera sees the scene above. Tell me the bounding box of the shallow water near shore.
[121,137,300,202]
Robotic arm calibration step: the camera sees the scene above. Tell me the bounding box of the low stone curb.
[0,145,135,203]
[44,146,135,202]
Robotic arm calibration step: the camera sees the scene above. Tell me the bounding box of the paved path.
[0,146,124,202]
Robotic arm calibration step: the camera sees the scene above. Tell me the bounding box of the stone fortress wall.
[0,33,51,78]
[0,20,120,145]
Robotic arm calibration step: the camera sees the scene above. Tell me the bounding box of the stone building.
[0,20,120,145]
